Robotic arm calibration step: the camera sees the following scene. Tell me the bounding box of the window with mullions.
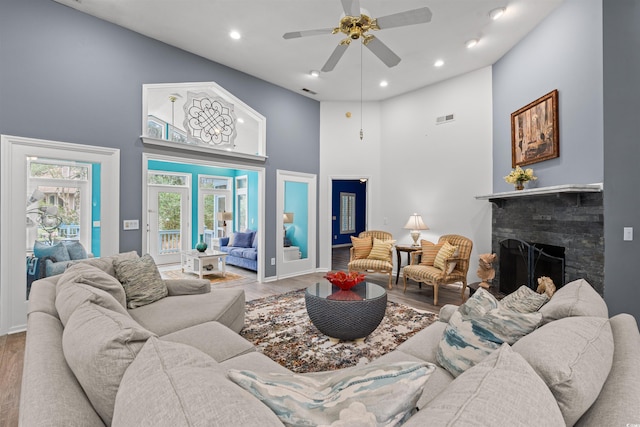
[340,192,356,234]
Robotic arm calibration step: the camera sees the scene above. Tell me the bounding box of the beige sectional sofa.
[19,252,640,426]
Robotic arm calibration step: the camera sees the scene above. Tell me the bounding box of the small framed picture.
[511,89,559,167]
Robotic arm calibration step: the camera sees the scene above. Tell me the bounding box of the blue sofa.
[219,230,257,272]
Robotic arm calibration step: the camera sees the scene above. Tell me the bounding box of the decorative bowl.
[323,271,366,291]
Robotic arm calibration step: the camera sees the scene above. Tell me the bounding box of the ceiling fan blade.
[321,44,349,72]
[364,36,401,68]
[283,28,335,39]
[341,0,360,16]
[375,7,432,29]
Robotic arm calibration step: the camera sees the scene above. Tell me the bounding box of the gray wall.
[494,0,639,322]
[492,0,603,192]
[0,0,320,277]
[602,0,640,319]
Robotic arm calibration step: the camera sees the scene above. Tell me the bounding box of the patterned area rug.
[161,269,245,284]
[240,289,439,373]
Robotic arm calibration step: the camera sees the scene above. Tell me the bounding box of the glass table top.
[305,281,386,301]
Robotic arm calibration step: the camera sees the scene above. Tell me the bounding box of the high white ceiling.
[54,0,563,101]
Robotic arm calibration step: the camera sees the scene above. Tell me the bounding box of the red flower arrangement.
[323,271,366,291]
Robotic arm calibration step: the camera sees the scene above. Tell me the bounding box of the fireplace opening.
[499,238,565,295]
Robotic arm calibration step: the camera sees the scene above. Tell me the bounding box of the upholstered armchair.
[402,234,473,305]
[347,230,394,289]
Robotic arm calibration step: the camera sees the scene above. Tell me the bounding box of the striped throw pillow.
[367,238,394,262]
[419,240,443,266]
[350,236,372,259]
[434,241,458,271]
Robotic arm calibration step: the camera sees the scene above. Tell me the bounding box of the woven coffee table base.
[305,287,387,341]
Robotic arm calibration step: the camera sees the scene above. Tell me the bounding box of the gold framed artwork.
[511,89,559,167]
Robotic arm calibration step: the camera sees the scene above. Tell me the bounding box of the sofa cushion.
[499,285,549,313]
[539,279,608,324]
[513,316,613,426]
[112,337,283,427]
[228,247,247,257]
[113,253,168,309]
[437,289,542,377]
[419,240,443,266]
[367,238,394,262]
[61,240,88,260]
[242,248,258,260]
[351,235,373,259]
[56,280,129,327]
[57,263,127,308]
[69,251,139,278]
[230,231,254,248]
[228,362,435,426]
[34,241,70,262]
[129,288,245,336]
[405,344,565,427]
[62,303,155,425]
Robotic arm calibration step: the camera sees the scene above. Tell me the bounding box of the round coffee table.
[304,281,387,341]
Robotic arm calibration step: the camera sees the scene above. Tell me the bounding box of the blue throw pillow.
[62,241,88,260]
[34,241,70,262]
[232,231,254,248]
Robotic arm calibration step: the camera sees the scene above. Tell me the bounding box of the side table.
[395,244,421,284]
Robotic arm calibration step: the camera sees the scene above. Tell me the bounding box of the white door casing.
[0,135,120,335]
[147,184,190,265]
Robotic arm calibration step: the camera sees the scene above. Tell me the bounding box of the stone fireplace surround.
[477,184,604,294]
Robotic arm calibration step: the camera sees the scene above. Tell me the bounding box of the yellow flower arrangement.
[504,166,537,184]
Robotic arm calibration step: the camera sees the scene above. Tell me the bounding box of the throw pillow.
[351,235,373,259]
[112,338,284,427]
[499,285,550,313]
[33,241,70,262]
[61,240,88,260]
[433,241,457,272]
[62,303,155,425]
[228,362,436,427]
[437,288,542,377]
[231,231,254,248]
[410,345,565,427]
[113,253,168,309]
[513,316,614,426]
[367,238,394,262]
[419,240,443,266]
[538,278,608,325]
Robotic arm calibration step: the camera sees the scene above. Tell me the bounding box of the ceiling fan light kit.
[489,7,506,21]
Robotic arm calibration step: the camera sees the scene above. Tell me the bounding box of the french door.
[148,184,190,264]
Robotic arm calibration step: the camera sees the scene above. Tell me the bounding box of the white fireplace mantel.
[476,183,603,207]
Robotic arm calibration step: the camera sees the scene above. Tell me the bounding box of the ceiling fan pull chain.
[360,42,364,141]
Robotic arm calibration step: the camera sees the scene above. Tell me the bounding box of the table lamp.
[403,213,429,247]
[216,211,233,236]
[283,212,294,247]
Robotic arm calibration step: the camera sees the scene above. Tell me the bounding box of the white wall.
[320,67,494,281]
[319,102,382,270]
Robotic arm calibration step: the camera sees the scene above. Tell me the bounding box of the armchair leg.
[387,272,392,290]
[403,275,408,293]
[433,284,439,306]
[460,280,467,302]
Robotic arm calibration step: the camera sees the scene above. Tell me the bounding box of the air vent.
[301,88,317,95]
[436,113,455,125]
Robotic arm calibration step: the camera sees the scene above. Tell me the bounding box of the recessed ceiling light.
[379,80,388,87]
[229,30,241,40]
[237,118,245,124]
[489,7,505,20]
[465,39,478,49]
[309,70,320,78]
[434,59,444,67]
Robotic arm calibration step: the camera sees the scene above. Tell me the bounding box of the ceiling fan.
[283,0,432,72]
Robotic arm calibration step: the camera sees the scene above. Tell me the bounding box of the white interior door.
[148,185,190,264]
[277,170,316,278]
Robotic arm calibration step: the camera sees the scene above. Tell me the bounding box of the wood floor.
[0,247,468,426]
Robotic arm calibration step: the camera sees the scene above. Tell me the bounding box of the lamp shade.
[403,213,428,230]
[283,212,294,224]
[217,211,233,221]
